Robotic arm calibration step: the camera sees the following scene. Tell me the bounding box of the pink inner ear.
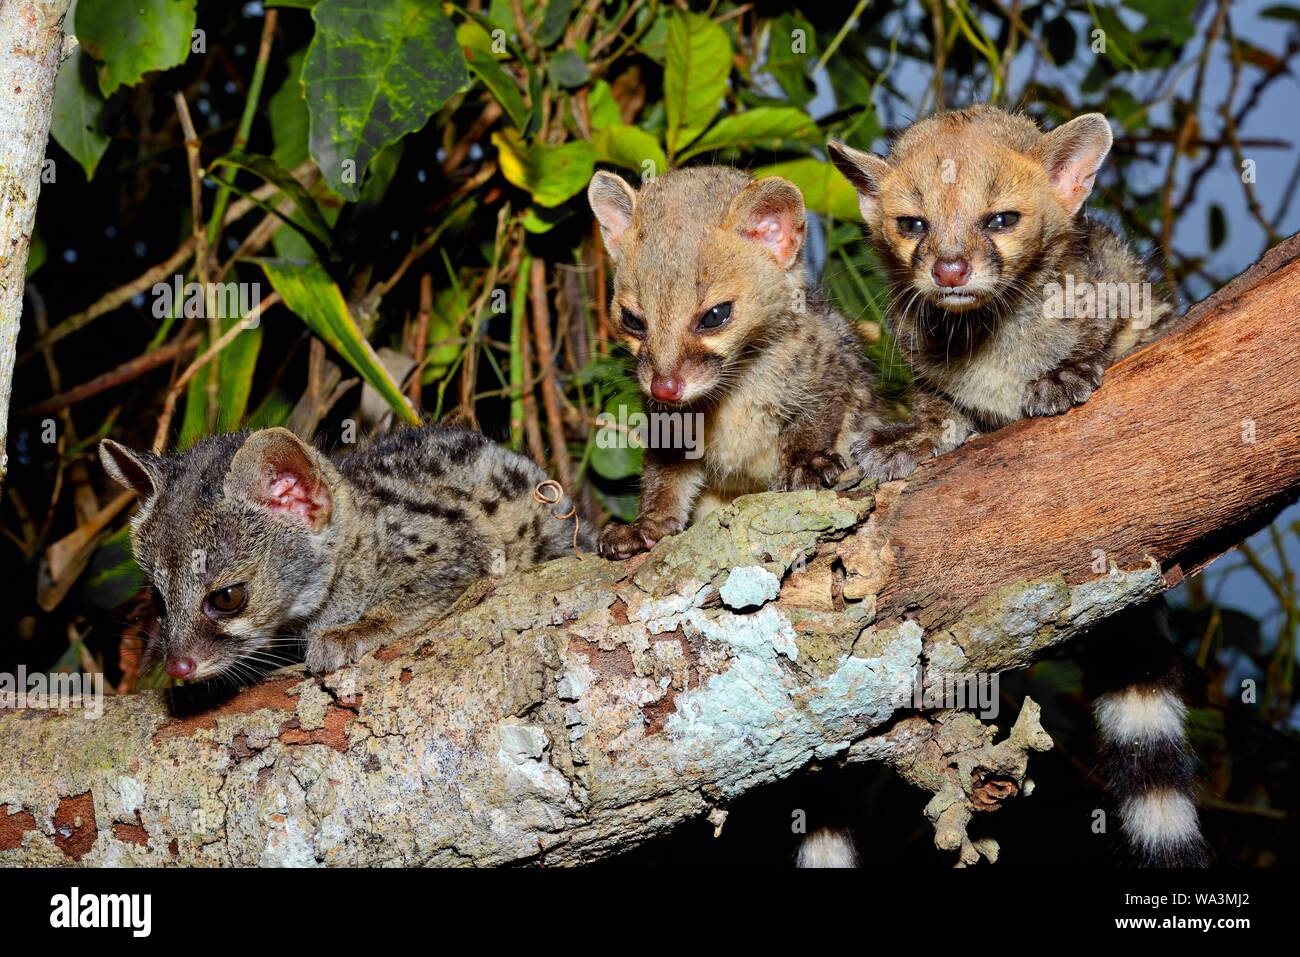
[746,212,797,265]
[262,468,329,526]
[1051,147,1102,207]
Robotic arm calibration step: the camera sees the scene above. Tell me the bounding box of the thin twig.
[173,91,221,433]
[19,335,202,418]
[152,293,281,453]
[408,273,433,408]
[529,259,573,487]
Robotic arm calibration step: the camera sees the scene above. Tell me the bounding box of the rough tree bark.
[2,236,1299,867]
[0,0,73,488]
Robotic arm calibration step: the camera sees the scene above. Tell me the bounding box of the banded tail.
[1088,602,1209,867]
[796,827,860,868]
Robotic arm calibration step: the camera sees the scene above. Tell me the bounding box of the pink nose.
[932,258,971,288]
[165,656,196,679]
[650,375,685,403]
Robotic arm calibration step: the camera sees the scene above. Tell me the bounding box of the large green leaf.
[258,259,420,425]
[270,49,310,170]
[591,125,667,178]
[304,0,468,201]
[663,10,731,159]
[493,129,594,207]
[677,106,818,162]
[50,49,110,179]
[75,0,197,96]
[755,157,861,221]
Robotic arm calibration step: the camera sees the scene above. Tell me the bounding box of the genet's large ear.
[725,176,807,270]
[100,439,166,499]
[225,428,332,531]
[1031,113,1113,216]
[587,171,638,263]
[827,141,892,223]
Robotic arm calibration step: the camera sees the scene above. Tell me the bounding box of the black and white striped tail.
[1088,602,1208,867]
[796,827,860,868]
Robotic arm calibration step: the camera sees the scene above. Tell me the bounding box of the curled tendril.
[533,480,584,560]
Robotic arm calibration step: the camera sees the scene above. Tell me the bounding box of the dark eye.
[205,583,248,618]
[896,217,927,235]
[985,211,1020,231]
[620,308,645,337]
[697,302,732,331]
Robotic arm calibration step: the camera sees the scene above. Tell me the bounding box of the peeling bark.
[0,0,73,487]
[1,236,1298,867]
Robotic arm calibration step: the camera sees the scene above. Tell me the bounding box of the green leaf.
[587,80,621,130]
[303,0,468,201]
[246,389,296,429]
[1261,5,1300,22]
[663,10,731,158]
[419,285,467,384]
[269,49,310,170]
[178,355,209,449]
[50,49,110,179]
[492,129,595,207]
[591,125,667,178]
[82,527,143,611]
[75,0,197,96]
[1105,89,1148,130]
[536,0,575,47]
[522,204,572,234]
[258,258,420,425]
[458,26,528,129]
[548,50,591,89]
[592,487,639,523]
[208,150,333,253]
[755,157,861,221]
[176,314,261,446]
[26,233,45,278]
[590,390,644,481]
[217,317,263,430]
[764,13,815,107]
[677,106,818,162]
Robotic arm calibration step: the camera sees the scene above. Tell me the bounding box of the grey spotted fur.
[100,426,588,682]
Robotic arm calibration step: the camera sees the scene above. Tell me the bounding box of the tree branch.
[2,236,1298,867]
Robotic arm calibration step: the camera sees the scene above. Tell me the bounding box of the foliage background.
[4,0,1299,865]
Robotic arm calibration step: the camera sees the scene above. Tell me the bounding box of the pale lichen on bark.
[1,484,1121,867]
